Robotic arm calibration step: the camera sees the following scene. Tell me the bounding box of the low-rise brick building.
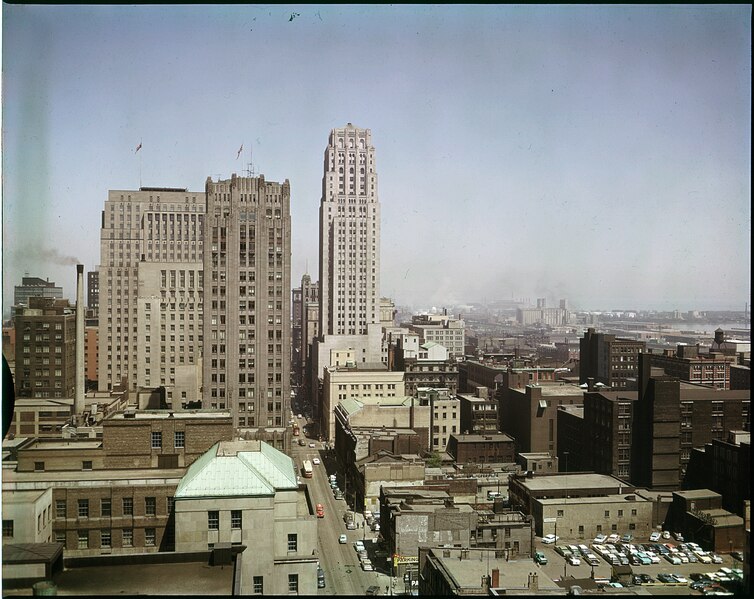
[446,433,515,465]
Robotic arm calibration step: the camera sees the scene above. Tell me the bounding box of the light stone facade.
[322,365,405,441]
[318,123,380,337]
[98,188,205,396]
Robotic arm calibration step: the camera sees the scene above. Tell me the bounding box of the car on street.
[335,491,344,500]
[338,534,347,544]
[309,442,316,448]
[371,522,380,531]
[317,567,326,588]
[316,504,324,518]
[354,540,365,552]
[312,457,321,465]
[534,551,548,565]
[365,585,381,596]
[542,534,558,544]
[297,414,303,419]
[361,559,374,571]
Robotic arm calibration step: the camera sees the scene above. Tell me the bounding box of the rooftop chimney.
[75,265,85,418]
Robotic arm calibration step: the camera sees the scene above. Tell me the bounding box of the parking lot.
[534,534,744,593]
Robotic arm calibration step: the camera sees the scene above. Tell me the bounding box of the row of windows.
[58,496,174,518]
[147,431,185,449]
[60,527,155,549]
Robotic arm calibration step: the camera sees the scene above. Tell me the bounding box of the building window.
[145,528,156,546]
[82,461,92,471]
[122,528,133,547]
[151,432,162,449]
[101,498,111,517]
[34,461,45,472]
[557,510,564,517]
[174,431,185,448]
[604,510,610,518]
[56,500,67,518]
[101,529,111,548]
[231,510,242,529]
[122,498,133,516]
[253,576,263,594]
[611,524,617,531]
[2,520,13,538]
[55,531,66,546]
[287,533,297,552]
[288,574,298,593]
[78,499,89,518]
[145,497,156,517]
[208,511,219,530]
[78,530,89,549]
[617,509,623,517]
[629,523,636,530]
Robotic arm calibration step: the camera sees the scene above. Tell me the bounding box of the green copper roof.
[175,440,298,499]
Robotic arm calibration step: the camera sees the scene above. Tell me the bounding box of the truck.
[302,460,313,478]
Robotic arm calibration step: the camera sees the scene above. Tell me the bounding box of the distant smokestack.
[75,264,85,417]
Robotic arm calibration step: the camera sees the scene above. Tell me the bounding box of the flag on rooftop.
[236,144,243,160]
[135,142,142,153]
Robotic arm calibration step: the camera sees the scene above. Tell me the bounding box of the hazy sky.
[2,4,751,315]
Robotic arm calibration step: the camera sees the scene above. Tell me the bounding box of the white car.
[312,457,321,465]
[542,534,558,544]
[649,532,661,542]
[567,556,581,566]
[338,534,347,544]
[711,554,723,564]
[354,540,365,552]
[361,560,374,571]
[309,442,316,448]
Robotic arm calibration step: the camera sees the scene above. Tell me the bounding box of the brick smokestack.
[75,264,85,418]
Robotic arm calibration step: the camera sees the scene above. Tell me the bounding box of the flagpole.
[139,138,142,188]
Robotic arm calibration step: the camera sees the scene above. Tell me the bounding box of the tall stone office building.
[98,188,206,407]
[318,123,381,336]
[203,174,292,434]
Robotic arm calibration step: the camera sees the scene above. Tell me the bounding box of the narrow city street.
[291,418,390,595]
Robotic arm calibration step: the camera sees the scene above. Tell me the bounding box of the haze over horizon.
[3,5,751,317]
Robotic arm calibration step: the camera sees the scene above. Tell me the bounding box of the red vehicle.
[316,503,324,518]
[292,424,300,436]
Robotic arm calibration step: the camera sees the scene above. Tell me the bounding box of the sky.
[2,4,751,316]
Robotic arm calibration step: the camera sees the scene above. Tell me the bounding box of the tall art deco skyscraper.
[203,174,291,432]
[318,123,381,336]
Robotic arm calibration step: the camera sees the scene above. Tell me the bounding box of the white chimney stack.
[75,264,85,417]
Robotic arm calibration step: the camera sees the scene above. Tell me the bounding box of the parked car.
[365,586,381,596]
[316,504,324,518]
[649,531,661,542]
[673,532,684,542]
[338,534,347,544]
[534,551,548,565]
[567,556,581,566]
[361,559,374,571]
[621,533,633,543]
[593,534,607,543]
[662,530,671,539]
[657,573,675,583]
[711,554,723,564]
[317,567,326,588]
[354,540,365,552]
[309,442,316,448]
[542,534,558,544]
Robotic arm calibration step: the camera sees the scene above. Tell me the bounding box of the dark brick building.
[14,298,77,399]
[579,328,645,390]
[446,433,515,464]
[631,355,750,491]
[457,388,498,435]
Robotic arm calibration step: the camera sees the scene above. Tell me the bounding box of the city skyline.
[2,5,751,315]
